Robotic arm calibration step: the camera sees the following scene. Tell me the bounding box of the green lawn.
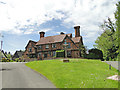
[25,59,118,88]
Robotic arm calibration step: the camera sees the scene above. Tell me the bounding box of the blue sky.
[0,0,119,54]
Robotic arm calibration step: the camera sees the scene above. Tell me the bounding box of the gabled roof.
[13,50,24,58]
[71,37,81,43]
[67,33,72,37]
[25,40,37,49]
[16,51,24,57]
[0,50,7,59]
[36,34,66,45]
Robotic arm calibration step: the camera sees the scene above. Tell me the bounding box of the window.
[44,54,47,58]
[38,52,41,57]
[53,51,56,56]
[38,45,42,50]
[29,48,32,52]
[46,45,49,49]
[52,44,56,48]
[67,51,71,56]
[64,39,67,44]
[67,42,71,48]
[48,51,51,56]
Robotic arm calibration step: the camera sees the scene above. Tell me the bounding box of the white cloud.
[24,29,34,34]
[0,0,119,48]
[38,28,52,33]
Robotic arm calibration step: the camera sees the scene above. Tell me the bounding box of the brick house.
[12,50,24,60]
[23,26,84,60]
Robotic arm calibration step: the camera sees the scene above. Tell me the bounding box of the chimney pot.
[60,32,64,34]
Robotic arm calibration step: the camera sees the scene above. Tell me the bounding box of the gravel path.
[103,61,120,71]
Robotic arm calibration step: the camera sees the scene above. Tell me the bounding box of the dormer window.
[46,45,49,49]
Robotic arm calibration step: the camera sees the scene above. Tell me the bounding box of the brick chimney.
[39,31,45,38]
[74,26,80,37]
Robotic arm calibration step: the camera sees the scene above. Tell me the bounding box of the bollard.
[109,64,111,70]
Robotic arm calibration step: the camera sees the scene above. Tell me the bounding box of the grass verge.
[25,59,118,88]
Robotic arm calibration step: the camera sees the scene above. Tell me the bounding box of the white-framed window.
[29,48,32,52]
[46,45,49,49]
[67,42,71,48]
[52,43,56,48]
[64,39,67,44]
[38,52,41,57]
[38,45,42,50]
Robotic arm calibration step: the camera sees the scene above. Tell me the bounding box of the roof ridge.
[41,34,66,38]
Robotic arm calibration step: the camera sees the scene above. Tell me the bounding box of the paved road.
[0,63,2,90]
[1,62,56,88]
[104,61,120,71]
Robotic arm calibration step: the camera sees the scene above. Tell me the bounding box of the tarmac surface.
[104,61,120,71]
[0,62,56,89]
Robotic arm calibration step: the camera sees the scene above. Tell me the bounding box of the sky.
[0,0,119,54]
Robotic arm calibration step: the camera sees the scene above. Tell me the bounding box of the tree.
[88,48,103,60]
[94,1,120,61]
[94,17,119,61]
[79,44,87,57]
[115,1,120,60]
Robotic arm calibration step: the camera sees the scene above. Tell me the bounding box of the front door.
[67,51,71,57]
[44,54,47,58]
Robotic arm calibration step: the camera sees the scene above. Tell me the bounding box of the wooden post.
[109,64,111,70]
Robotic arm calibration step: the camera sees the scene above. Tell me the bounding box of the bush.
[56,50,65,57]
[84,53,103,60]
[87,53,99,59]
[22,60,25,62]
[10,60,14,62]
[15,58,19,62]
[1,58,7,62]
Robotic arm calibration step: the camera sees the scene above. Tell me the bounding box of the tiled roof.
[67,33,72,37]
[29,40,37,44]
[36,34,66,45]
[16,51,24,57]
[0,50,7,59]
[25,40,37,48]
[71,37,81,43]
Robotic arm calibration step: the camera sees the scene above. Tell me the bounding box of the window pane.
[52,44,56,48]
[38,45,42,50]
[68,43,71,48]
[53,51,56,56]
[29,48,32,52]
[46,45,49,49]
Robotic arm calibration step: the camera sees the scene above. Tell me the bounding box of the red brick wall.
[24,41,36,57]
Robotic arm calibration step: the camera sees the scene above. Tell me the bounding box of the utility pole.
[1,41,3,51]
[0,33,4,51]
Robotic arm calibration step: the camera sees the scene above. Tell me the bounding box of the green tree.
[6,52,12,60]
[94,17,119,61]
[94,1,120,61]
[115,1,120,61]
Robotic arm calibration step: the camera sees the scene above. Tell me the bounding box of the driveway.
[1,62,56,88]
[103,61,120,71]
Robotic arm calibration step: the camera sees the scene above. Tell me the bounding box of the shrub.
[1,58,7,62]
[22,60,25,62]
[86,48,104,60]
[10,60,13,62]
[15,58,19,62]
[56,50,65,57]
